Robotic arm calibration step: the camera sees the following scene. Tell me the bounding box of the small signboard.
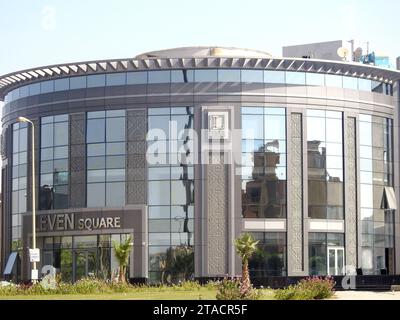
[29,248,40,263]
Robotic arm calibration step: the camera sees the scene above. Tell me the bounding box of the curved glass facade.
[3,69,393,104]
[1,53,399,283]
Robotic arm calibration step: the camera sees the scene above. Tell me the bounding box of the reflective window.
[70,76,87,89]
[249,232,287,277]
[358,78,372,92]
[343,77,358,90]
[286,72,306,85]
[148,71,171,84]
[87,74,106,88]
[171,69,194,83]
[87,110,126,207]
[40,115,69,210]
[309,233,344,276]
[194,69,217,82]
[106,73,126,86]
[241,70,263,83]
[29,83,41,95]
[306,73,325,86]
[127,71,147,84]
[307,110,343,219]
[218,69,241,82]
[359,115,394,274]
[264,71,285,84]
[147,106,195,283]
[40,80,54,93]
[242,107,287,218]
[12,122,28,247]
[87,119,105,143]
[325,75,342,88]
[4,69,394,105]
[54,78,70,91]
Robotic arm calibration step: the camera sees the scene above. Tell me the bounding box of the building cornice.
[1,56,399,100]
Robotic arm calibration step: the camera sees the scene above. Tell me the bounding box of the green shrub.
[274,276,335,300]
[73,277,109,294]
[216,278,262,300]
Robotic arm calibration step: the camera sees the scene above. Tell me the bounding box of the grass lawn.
[0,288,276,300]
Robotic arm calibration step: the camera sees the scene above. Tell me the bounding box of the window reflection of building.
[307,110,343,220]
[359,115,395,275]
[242,140,286,218]
[147,106,195,284]
[241,107,287,219]
[39,115,69,210]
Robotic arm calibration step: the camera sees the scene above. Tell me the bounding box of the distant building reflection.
[242,140,286,218]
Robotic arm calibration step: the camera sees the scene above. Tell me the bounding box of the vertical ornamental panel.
[69,113,86,208]
[345,117,357,269]
[127,109,147,205]
[206,153,228,275]
[288,113,304,274]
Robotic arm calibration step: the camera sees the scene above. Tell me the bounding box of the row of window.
[11,123,28,247]
[147,107,195,283]
[241,107,287,219]
[4,69,393,104]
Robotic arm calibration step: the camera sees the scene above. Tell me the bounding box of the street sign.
[29,248,40,263]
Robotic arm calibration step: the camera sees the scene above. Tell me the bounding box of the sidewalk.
[333,291,400,300]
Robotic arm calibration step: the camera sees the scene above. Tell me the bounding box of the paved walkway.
[333,291,400,300]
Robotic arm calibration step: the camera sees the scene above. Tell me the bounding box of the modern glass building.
[0,46,399,284]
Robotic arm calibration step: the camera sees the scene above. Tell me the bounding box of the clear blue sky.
[0,0,399,75]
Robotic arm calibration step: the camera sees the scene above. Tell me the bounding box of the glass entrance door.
[327,247,344,275]
[74,249,97,281]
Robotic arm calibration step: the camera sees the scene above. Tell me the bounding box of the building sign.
[38,213,121,232]
[29,248,40,262]
[208,111,229,140]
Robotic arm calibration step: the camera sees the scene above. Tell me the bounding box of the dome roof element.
[135,46,272,59]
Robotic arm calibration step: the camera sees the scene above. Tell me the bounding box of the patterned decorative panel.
[127,109,147,204]
[128,141,146,154]
[70,114,85,145]
[288,113,304,274]
[207,153,228,275]
[70,144,86,158]
[0,128,7,160]
[69,113,86,208]
[69,183,86,208]
[345,117,357,269]
[127,180,146,204]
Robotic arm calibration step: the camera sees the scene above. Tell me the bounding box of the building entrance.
[327,247,344,276]
[74,249,97,281]
[41,233,131,282]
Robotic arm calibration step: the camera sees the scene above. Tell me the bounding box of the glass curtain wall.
[40,115,69,210]
[309,233,344,275]
[147,107,195,283]
[248,232,287,277]
[86,110,126,207]
[241,107,287,218]
[359,115,395,274]
[11,122,28,251]
[307,110,344,219]
[42,234,130,282]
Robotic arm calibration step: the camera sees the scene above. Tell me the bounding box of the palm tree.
[112,236,133,283]
[234,233,259,296]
